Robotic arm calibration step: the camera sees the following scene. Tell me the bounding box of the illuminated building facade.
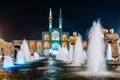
[42,8,69,55]
[12,8,69,55]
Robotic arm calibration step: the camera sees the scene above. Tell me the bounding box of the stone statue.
[68,32,77,45]
[102,28,108,37]
[103,28,119,61]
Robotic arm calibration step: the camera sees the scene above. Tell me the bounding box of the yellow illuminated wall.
[44,49,49,55]
[37,48,42,55]
[62,42,67,47]
[62,34,67,41]
[30,49,34,54]
[8,43,11,48]
[37,41,42,48]
[44,41,50,48]
[30,41,35,48]
[82,41,87,48]
[4,49,11,55]
[37,41,42,55]
[44,34,50,41]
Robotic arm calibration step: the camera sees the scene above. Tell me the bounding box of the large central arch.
[52,42,60,50]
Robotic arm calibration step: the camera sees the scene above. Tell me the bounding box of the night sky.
[0,0,120,41]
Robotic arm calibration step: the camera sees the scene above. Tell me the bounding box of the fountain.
[72,34,84,66]
[16,49,25,64]
[106,43,113,61]
[56,46,68,61]
[74,21,116,78]
[34,52,40,60]
[86,21,107,73]
[1,21,120,79]
[60,47,69,61]
[21,39,31,62]
[83,49,87,63]
[3,55,14,68]
[56,46,61,60]
[30,55,34,61]
[63,47,69,62]
[67,43,74,62]
[58,47,64,61]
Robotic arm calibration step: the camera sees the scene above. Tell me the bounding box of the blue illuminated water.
[3,55,14,68]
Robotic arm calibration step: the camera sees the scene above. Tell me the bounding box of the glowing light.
[53,50,58,55]
[50,49,53,53]
[3,65,14,68]
[49,8,52,16]
[16,61,25,64]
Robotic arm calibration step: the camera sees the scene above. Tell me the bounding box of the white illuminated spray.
[106,43,113,60]
[16,49,25,64]
[21,39,31,62]
[86,20,106,73]
[72,34,84,66]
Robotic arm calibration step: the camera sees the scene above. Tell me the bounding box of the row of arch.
[0,39,13,49]
[29,41,42,48]
[44,34,68,41]
[29,41,68,48]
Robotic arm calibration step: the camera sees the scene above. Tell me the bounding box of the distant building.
[12,8,69,55]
